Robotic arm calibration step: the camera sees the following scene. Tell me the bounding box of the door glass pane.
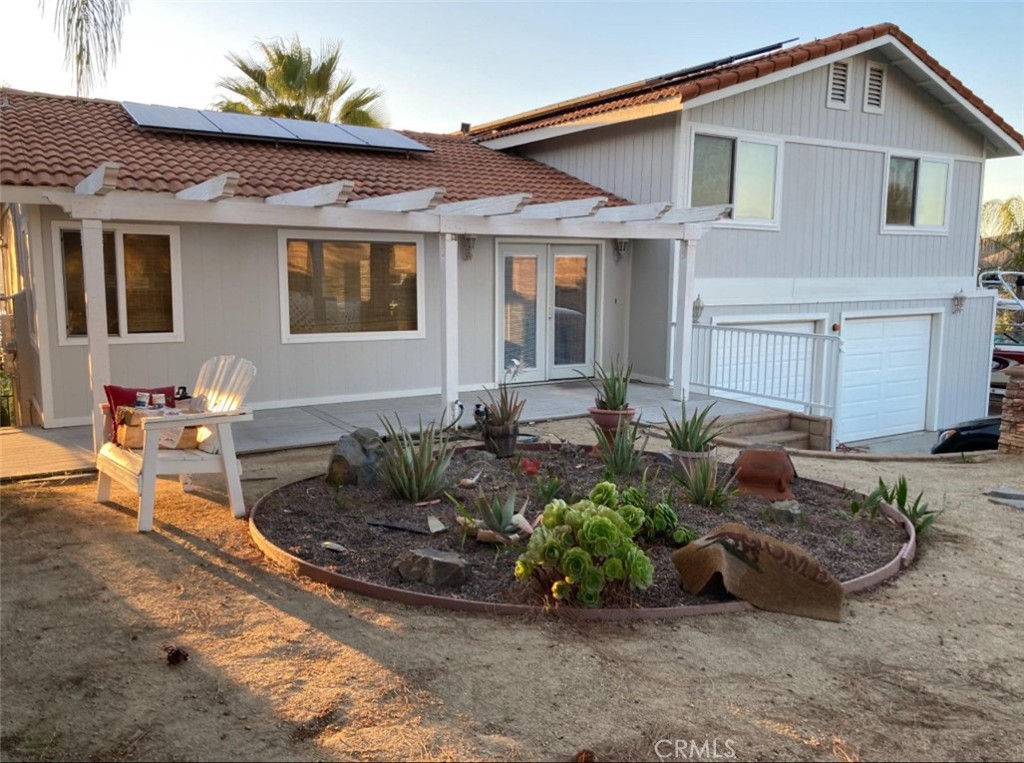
[691,134,734,207]
[60,230,117,336]
[123,234,173,333]
[916,161,948,226]
[553,255,587,366]
[504,255,537,370]
[735,141,777,219]
[886,157,916,225]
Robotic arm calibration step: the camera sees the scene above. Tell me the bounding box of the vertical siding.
[457,235,497,386]
[685,52,981,155]
[518,114,678,203]
[627,240,672,380]
[693,145,981,280]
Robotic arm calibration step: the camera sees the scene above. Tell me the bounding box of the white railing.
[690,324,842,417]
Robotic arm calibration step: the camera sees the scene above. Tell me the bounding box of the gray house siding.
[627,240,673,382]
[516,113,678,204]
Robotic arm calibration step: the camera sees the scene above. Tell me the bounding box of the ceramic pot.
[484,424,519,458]
[671,445,718,476]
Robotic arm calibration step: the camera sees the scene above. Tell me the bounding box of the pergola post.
[439,233,460,425]
[672,224,707,402]
[81,218,111,452]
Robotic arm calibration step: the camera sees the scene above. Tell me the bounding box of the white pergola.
[37,163,729,451]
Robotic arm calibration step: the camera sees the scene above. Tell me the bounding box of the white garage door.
[838,315,931,443]
[714,320,817,412]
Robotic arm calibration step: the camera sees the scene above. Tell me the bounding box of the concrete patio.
[1,381,769,480]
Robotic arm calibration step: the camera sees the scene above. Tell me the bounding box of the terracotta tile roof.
[468,23,1024,150]
[0,89,629,204]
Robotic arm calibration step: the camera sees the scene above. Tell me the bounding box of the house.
[0,89,714,449]
[468,22,1023,443]
[1,22,1021,449]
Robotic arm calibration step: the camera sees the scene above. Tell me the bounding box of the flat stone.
[984,486,1024,500]
[768,500,803,524]
[392,549,468,588]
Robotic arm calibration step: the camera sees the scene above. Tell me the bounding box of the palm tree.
[215,35,387,127]
[42,0,131,96]
[980,196,1024,271]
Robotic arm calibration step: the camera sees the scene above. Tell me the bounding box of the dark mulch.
[252,444,907,609]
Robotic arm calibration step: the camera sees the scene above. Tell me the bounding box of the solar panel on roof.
[123,102,220,133]
[337,124,431,152]
[269,117,371,147]
[121,102,432,153]
[199,110,295,140]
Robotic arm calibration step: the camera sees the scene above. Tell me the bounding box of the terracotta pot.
[671,446,718,476]
[588,407,636,432]
[484,424,519,458]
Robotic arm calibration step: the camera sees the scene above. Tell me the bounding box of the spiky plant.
[672,456,738,508]
[377,415,453,502]
[590,418,647,477]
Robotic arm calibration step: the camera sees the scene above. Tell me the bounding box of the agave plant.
[580,359,633,411]
[450,490,533,537]
[662,401,731,452]
[672,455,738,508]
[377,414,454,502]
[590,417,648,477]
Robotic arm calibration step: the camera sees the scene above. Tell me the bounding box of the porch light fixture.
[462,234,477,261]
[692,294,705,324]
[952,289,966,315]
[613,238,629,262]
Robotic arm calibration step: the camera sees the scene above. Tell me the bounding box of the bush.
[377,415,454,502]
[514,480,655,607]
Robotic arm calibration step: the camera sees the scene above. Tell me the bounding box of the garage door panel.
[838,315,931,442]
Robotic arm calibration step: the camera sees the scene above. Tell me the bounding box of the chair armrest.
[139,407,254,430]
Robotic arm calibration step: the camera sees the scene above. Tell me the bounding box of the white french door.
[498,243,596,383]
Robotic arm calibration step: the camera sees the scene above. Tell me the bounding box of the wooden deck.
[1,381,768,480]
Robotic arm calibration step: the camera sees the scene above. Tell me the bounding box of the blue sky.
[3,0,1022,200]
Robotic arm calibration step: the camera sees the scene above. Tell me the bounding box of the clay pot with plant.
[662,401,730,475]
[581,359,636,440]
[480,364,527,458]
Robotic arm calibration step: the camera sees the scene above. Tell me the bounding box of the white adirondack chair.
[96,355,257,532]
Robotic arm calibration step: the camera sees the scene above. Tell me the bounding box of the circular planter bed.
[249,443,915,620]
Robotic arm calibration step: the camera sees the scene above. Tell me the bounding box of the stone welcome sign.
[671,522,844,622]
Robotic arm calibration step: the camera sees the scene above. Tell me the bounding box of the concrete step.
[727,429,812,450]
[717,411,792,437]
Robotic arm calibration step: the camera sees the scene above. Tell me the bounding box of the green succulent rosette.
[672,525,697,546]
[588,481,619,508]
[577,588,602,608]
[579,564,606,594]
[541,499,569,529]
[624,546,655,589]
[617,503,646,534]
[560,546,592,580]
[551,579,573,601]
[602,556,626,581]
[514,557,534,581]
[578,515,620,558]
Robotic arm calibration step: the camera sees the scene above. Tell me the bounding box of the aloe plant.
[377,415,454,502]
[590,418,647,477]
[672,455,738,508]
[662,401,730,452]
[580,359,633,411]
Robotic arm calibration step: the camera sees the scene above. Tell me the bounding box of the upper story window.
[826,61,851,110]
[54,223,182,344]
[280,232,424,343]
[864,63,886,114]
[691,132,781,226]
[883,154,951,233]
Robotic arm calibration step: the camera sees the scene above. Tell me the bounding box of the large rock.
[326,427,383,486]
[392,549,468,588]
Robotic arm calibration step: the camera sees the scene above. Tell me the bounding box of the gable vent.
[864,63,886,113]
[827,61,850,110]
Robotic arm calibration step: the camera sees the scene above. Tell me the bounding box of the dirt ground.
[2,420,1023,762]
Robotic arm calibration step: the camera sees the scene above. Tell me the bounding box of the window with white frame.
[884,155,951,230]
[691,132,780,223]
[55,224,182,341]
[282,235,422,341]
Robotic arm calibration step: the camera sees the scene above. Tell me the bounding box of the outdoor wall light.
[613,238,629,262]
[692,294,705,323]
[462,234,477,261]
[952,289,966,315]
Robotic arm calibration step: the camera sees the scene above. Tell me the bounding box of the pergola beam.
[660,204,732,224]
[594,202,672,222]
[175,172,240,202]
[516,196,607,219]
[348,187,446,212]
[74,162,120,196]
[432,193,532,216]
[266,180,355,207]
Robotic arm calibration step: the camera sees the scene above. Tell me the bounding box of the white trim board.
[693,276,987,305]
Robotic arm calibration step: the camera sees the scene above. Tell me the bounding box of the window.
[884,155,950,231]
[863,63,886,114]
[691,132,780,224]
[54,224,182,343]
[282,234,422,341]
[826,61,851,110]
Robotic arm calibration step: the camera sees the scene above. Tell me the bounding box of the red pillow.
[104,385,177,412]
